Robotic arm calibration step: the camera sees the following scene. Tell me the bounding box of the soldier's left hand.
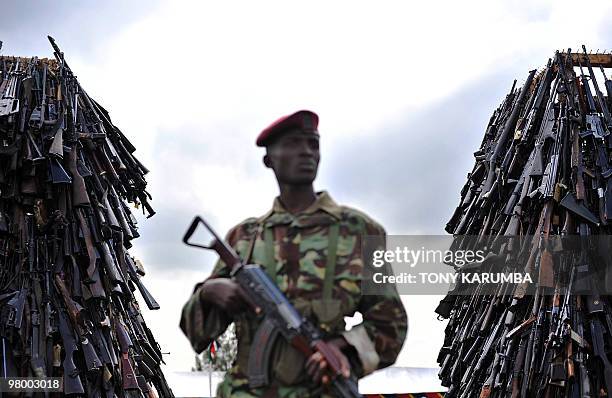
[305,338,350,384]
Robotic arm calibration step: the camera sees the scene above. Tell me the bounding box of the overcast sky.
[2,0,611,381]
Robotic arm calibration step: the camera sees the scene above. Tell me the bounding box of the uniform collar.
[258,191,342,226]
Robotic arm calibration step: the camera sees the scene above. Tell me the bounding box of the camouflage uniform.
[180,191,407,397]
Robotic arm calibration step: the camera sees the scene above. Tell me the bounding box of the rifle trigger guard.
[247,316,280,388]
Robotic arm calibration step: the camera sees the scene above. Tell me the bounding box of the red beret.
[256,110,319,147]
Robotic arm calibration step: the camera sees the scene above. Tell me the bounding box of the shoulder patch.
[235,217,259,229]
[225,217,259,245]
[339,205,386,236]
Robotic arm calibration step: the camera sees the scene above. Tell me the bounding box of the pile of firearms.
[0,37,173,397]
[437,47,612,398]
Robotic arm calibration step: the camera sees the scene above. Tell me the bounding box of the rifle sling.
[263,227,276,281]
[323,224,339,301]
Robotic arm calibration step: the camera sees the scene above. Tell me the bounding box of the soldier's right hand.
[200,279,249,313]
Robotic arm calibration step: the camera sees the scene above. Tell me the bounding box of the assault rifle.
[183,215,363,398]
[437,49,612,398]
[0,38,171,397]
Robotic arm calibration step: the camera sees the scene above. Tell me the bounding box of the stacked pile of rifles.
[437,47,612,398]
[0,37,173,397]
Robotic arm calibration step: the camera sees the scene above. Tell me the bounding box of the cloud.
[596,8,612,50]
[319,66,524,234]
[0,1,161,59]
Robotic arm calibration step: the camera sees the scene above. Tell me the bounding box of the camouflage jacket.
[180,191,407,397]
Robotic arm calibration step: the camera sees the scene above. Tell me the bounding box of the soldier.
[180,110,407,397]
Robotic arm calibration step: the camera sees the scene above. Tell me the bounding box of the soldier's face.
[265,129,320,185]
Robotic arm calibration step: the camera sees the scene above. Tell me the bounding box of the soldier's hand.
[199,279,249,313]
[305,338,350,385]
